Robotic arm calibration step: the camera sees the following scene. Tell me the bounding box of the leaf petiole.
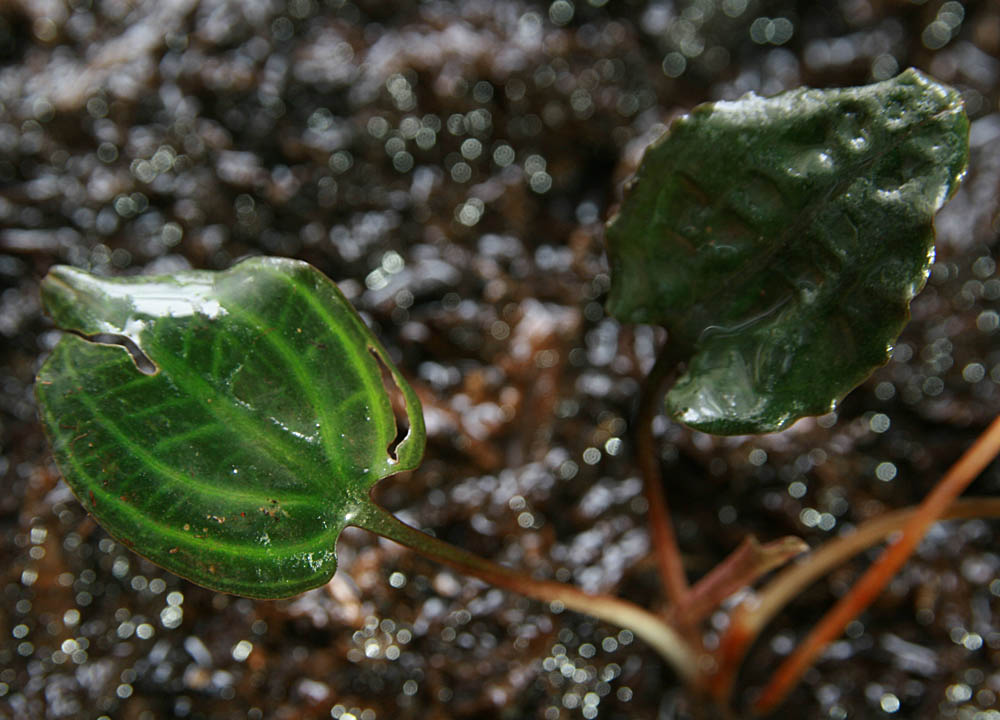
[754,415,1000,713]
[635,345,690,610]
[351,499,699,680]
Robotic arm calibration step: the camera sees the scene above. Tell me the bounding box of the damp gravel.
[2,1,999,719]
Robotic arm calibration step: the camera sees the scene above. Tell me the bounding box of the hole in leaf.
[369,347,409,462]
[79,332,158,375]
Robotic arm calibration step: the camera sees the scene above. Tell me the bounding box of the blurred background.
[1,0,999,718]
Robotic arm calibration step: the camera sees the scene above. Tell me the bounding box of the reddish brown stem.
[672,535,808,627]
[636,347,690,608]
[354,500,699,679]
[754,415,1000,714]
[708,495,1000,706]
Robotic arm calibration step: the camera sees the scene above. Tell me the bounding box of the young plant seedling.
[35,69,991,716]
[33,256,694,670]
[602,66,996,711]
[607,64,969,594]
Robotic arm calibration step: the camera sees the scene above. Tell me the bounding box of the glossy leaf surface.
[36,257,424,598]
[606,69,968,434]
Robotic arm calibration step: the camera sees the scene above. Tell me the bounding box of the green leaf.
[605,68,969,435]
[35,257,425,598]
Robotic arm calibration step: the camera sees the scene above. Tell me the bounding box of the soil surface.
[1,1,999,719]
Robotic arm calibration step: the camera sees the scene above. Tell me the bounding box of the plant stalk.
[754,415,1000,714]
[708,495,1000,706]
[353,500,698,680]
[671,535,808,628]
[636,346,690,609]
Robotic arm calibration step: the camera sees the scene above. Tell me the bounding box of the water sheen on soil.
[1,1,999,719]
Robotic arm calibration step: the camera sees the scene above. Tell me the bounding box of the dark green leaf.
[36,257,425,598]
[605,69,968,434]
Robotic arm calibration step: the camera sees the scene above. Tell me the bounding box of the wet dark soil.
[2,1,999,719]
